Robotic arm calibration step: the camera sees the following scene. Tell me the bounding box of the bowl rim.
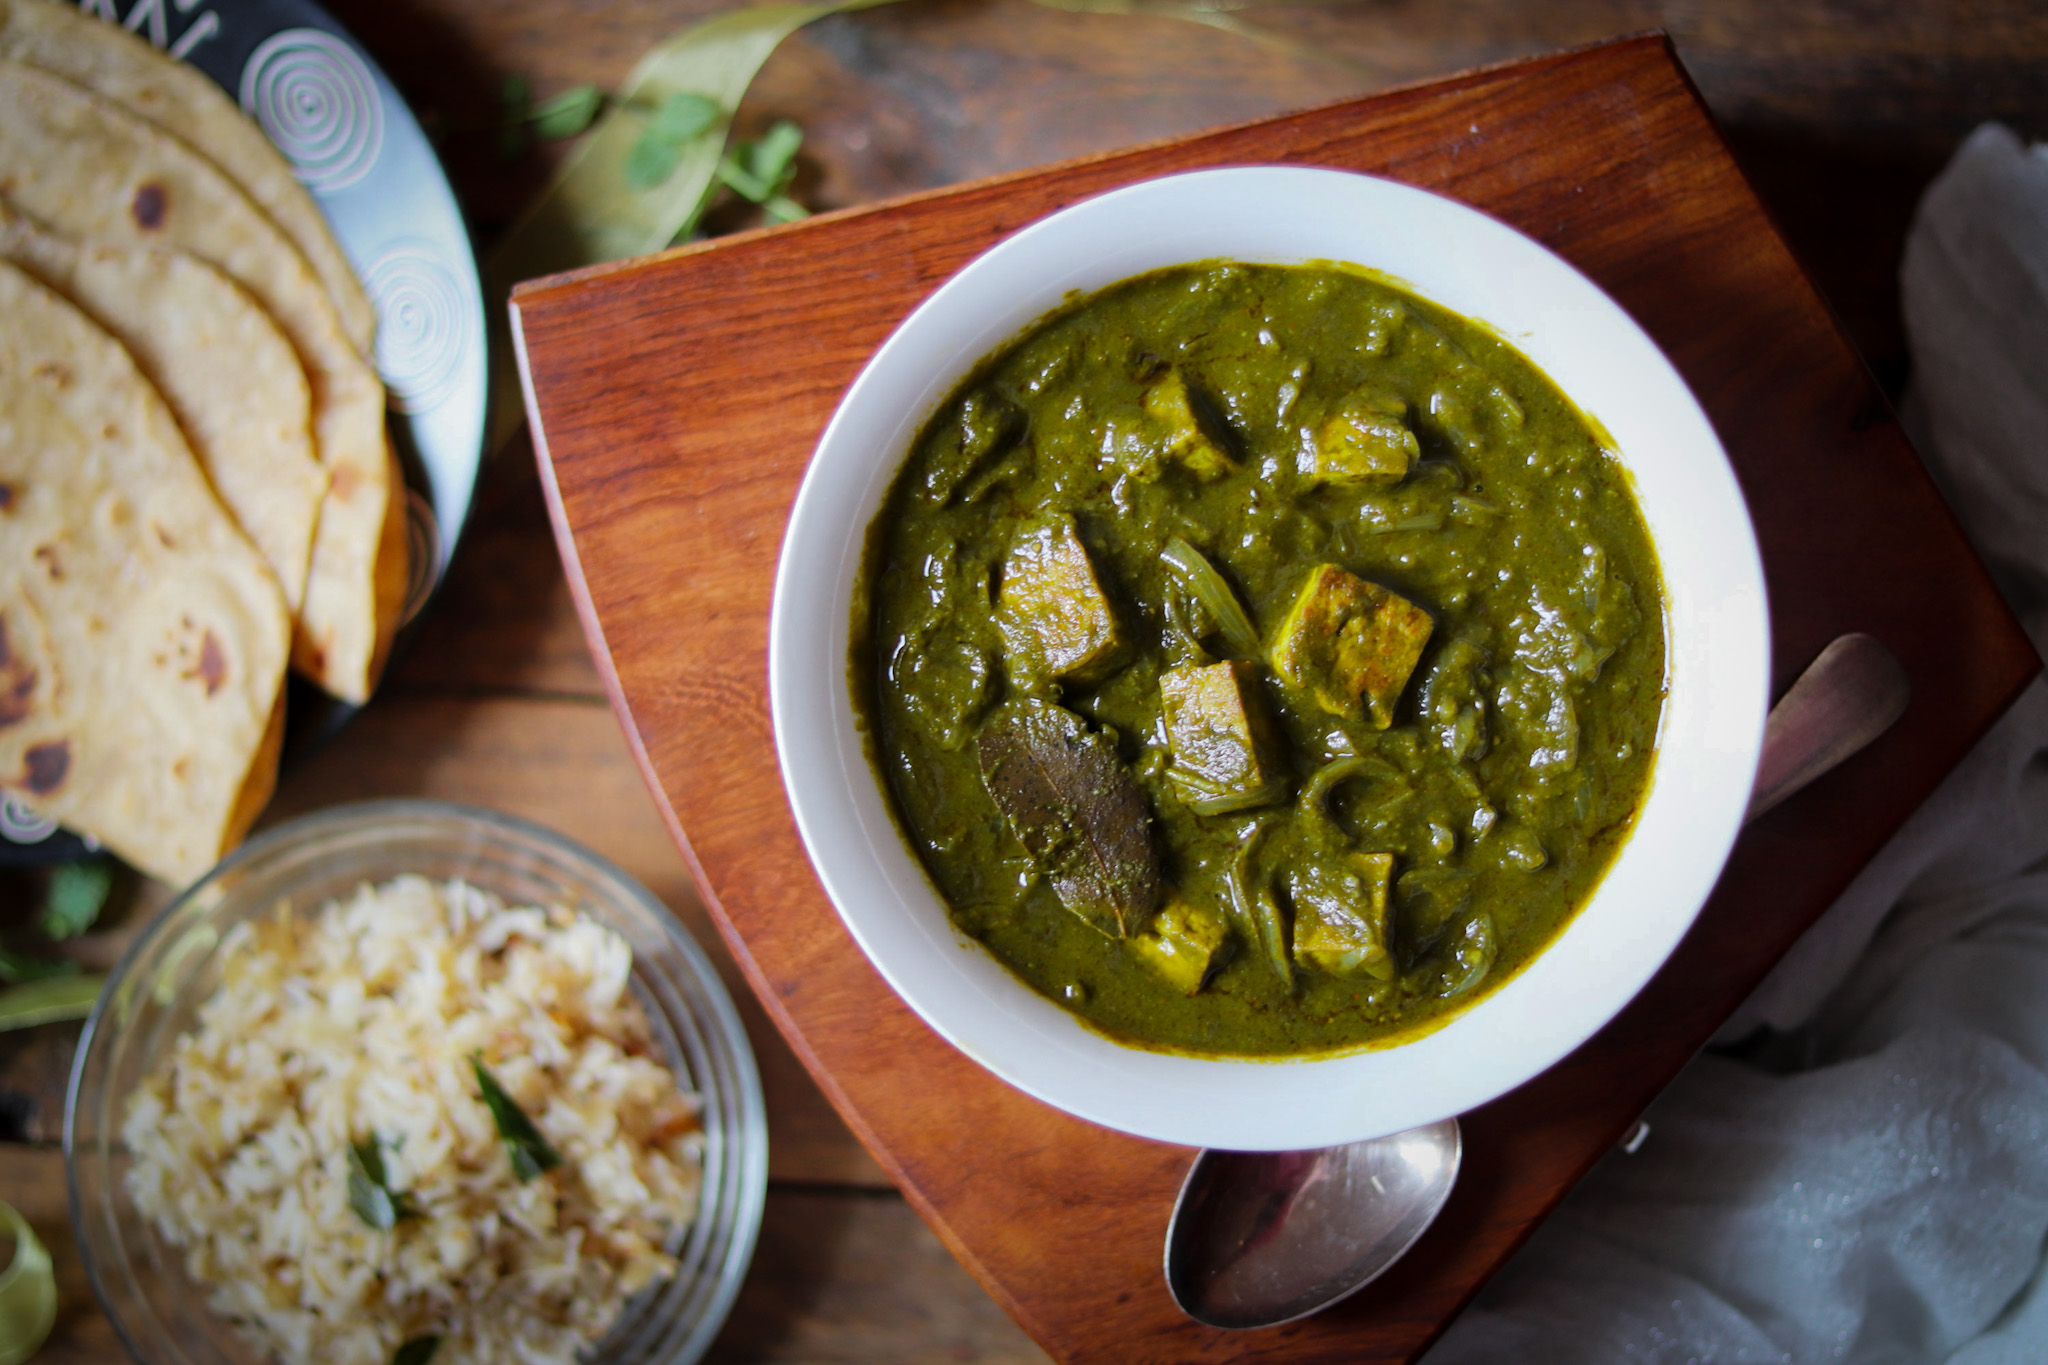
[770,165,1770,1150]
[62,797,768,1365]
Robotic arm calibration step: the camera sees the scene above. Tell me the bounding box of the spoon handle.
[1746,633,1910,822]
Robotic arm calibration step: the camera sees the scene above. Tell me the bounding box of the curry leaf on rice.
[471,1054,564,1182]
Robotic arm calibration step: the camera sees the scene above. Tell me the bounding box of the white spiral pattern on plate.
[239,29,384,192]
[365,246,469,413]
[0,794,56,844]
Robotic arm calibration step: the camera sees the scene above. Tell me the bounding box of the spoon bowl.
[1166,1119,1462,1330]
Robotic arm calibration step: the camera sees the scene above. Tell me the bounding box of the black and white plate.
[4,0,488,864]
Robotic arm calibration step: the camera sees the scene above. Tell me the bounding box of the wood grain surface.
[513,36,2040,1364]
[6,1,2047,1360]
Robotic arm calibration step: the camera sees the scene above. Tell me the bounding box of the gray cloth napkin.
[1423,123,2048,1365]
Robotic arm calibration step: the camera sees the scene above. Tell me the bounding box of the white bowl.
[770,167,1768,1151]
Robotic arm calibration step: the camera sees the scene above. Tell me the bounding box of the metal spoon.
[1165,632,1911,1330]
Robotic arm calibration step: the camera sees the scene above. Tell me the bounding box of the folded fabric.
[1425,123,2048,1365]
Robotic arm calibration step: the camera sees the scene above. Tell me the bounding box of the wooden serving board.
[513,36,2039,1363]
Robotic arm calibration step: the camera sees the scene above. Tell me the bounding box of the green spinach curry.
[855,262,1666,1056]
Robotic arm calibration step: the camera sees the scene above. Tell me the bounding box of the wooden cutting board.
[512,35,2039,1363]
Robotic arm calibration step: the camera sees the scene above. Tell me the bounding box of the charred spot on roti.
[31,362,72,391]
[22,740,68,794]
[0,483,14,511]
[131,181,167,230]
[191,630,227,696]
[33,544,61,579]
[152,522,175,550]
[165,617,227,695]
[328,459,362,503]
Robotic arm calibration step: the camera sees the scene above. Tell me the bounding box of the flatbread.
[0,198,326,613]
[0,58,398,701]
[0,260,289,885]
[0,0,376,359]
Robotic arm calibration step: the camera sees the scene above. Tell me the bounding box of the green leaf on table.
[347,1136,416,1231]
[41,859,112,941]
[0,975,104,1032]
[726,118,804,196]
[0,950,78,986]
[625,91,722,190]
[392,1336,440,1365]
[717,118,807,215]
[490,1,889,284]
[470,1054,562,1182]
[483,0,906,452]
[532,84,605,140]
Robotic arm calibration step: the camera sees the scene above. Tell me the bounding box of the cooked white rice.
[122,875,704,1365]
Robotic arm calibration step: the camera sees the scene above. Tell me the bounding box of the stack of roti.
[0,0,405,884]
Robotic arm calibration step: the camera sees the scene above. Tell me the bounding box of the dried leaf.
[977,701,1162,937]
[0,1199,54,1361]
[0,975,103,1031]
[483,0,902,451]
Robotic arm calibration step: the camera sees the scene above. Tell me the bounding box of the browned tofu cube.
[1304,393,1418,487]
[1269,564,1433,728]
[997,518,1126,684]
[1292,851,1395,979]
[1141,369,1236,480]
[1159,661,1288,813]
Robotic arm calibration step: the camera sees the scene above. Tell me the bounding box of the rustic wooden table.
[4,2,2045,1360]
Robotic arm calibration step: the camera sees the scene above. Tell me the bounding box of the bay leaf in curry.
[976,700,1162,939]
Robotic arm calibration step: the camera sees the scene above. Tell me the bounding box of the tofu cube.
[1160,661,1288,813]
[998,518,1126,684]
[1131,898,1234,994]
[1304,392,1419,487]
[1269,564,1433,728]
[1141,369,1236,480]
[1291,852,1395,980]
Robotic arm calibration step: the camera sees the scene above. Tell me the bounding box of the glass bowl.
[65,800,768,1365]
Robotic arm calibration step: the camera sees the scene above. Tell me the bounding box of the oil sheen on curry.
[855,262,1666,1056]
